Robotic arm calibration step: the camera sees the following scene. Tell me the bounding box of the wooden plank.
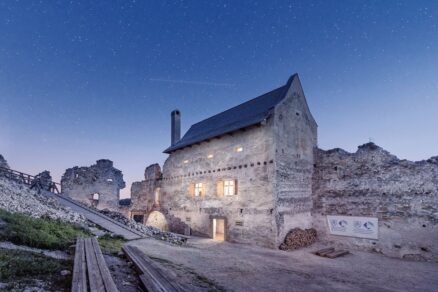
[72,238,87,292]
[91,237,119,292]
[85,238,106,292]
[123,245,186,292]
[315,247,335,257]
[325,250,349,259]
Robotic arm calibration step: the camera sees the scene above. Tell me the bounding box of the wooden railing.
[0,166,61,194]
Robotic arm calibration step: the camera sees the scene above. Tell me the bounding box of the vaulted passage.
[146,211,169,231]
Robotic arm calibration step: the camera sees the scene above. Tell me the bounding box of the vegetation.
[0,248,72,290]
[0,209,89,250]
[98,233,126,255]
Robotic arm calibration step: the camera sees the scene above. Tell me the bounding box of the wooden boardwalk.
[72,237,119,292]
[45,191,144,240]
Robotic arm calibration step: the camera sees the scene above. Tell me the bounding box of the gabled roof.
[163,74,297,153]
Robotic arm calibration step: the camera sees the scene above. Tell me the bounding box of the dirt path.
[128,237,438,292]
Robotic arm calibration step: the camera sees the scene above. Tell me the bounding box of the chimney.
[171,109,181,146]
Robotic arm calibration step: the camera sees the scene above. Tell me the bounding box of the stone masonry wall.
[61,159,125,210]
[130,164,161,213]
[312,143,438,261]
[161,122,277,248]
[273,76,317,246]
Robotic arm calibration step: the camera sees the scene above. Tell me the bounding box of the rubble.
[279,228,317,251]
[0,177,85,224]
[98,209,187,245]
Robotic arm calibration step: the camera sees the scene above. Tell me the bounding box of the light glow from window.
[195,183,203,196]
[224,180,235,196]
[207,154,214,159]
[183,160,189,164]
[236,146,243,152]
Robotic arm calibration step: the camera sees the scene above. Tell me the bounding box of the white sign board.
[327,215,378,239]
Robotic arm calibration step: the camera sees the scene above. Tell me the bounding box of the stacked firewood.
[279,228,317,251]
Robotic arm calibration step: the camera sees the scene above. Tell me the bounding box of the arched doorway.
[145,211,169,231]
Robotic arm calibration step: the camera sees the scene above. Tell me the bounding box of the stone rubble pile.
[98,209,187,245]
[0,177,85,224]
[279,228,317,251]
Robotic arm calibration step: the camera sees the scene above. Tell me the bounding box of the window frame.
[223,179,235,196]
[194,182,203,197]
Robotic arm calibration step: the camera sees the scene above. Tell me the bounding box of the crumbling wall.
[313,143,438,261]
[34,170,53,191]
[130,164,161,213]
[61,159,125,210]
[0,154,9,169]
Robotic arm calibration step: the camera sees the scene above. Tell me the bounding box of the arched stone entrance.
[145,211,169,231]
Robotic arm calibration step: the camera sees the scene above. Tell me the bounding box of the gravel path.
[128,237,438,292]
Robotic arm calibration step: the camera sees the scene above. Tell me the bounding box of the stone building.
[132,73,317,248]
[127,72,437,260]
[61,159,125,210]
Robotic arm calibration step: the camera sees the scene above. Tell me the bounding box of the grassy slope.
[0,208,89,250]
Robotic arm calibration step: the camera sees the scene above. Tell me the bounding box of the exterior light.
[207,154,214,159]
[236,146,243,152]
[183,160,189,164]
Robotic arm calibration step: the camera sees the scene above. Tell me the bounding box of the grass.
[98,233,127,255]
[0,209,90,250]
[0,248,72,290]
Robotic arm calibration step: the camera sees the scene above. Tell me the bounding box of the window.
[195,183,203,196]
[92,193,99,200]
[236,146,243,152]
[224,180,235,196]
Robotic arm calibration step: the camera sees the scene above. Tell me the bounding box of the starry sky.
[1,1,437,198]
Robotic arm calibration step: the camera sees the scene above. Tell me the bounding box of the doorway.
[212,218,225,241]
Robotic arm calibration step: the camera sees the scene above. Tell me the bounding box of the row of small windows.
[182,146,243,165]
[189,179,237,197]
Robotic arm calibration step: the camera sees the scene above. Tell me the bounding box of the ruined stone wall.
[312,143,438,261]
[61,159,125,210]
[161,122,277,248]
[129,164,162,224]
[273,77,317,246]
[0,154,9,169]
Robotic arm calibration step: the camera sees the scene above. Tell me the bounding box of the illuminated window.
[92,193,100,201]
[195,183,203,196]
[236,146,243,152]
[207,154,214,159]
[224,180,235,196]
[183,160,189,164]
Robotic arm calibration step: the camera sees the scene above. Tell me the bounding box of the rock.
[0,177,85,224]
[60,270,71,276]
[0,154,9,169]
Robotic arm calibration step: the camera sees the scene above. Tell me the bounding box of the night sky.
[1,1,437,198]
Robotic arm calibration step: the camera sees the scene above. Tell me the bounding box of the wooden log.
[122,245,186,292]
[314,247,335,256]
[325,250,349,259]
